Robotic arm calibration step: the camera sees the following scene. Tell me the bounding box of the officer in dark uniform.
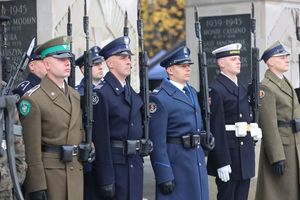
[207,43,261,200]
[13,50,47,98]
[92,36,144,200]
[149,46,209,200]
[75,46,104,96]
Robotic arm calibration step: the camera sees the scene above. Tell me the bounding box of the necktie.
[183,86,192,101]
[124,84,131,103]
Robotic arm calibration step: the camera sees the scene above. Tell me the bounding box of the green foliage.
[141,0,186,58]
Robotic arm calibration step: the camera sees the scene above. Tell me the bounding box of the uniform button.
[131,123,134,127]
[195,112,198,115]
[198,162,201,166]
[240,114,243,118]
[130,164,133,168]
[70,166,74,170]
[197,129,200,132]
[241,141,244,145]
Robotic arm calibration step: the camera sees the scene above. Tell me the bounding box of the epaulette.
[16,80,30,91]
[151,87,161,94]
[94,80,106,90]
[24,84,40,96]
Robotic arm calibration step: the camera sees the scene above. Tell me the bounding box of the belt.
[42,144,79,156]
[166,137,182,145]
[111,140,141,155]
[225,124,251,132]
[277,120,293,128]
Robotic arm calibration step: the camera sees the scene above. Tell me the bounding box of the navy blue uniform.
[149,79,209,200]
[207,74,255,200]
[13,73,41,98]
[92,71,144,200]
[75,78,102,96]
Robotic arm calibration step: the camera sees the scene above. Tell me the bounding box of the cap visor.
[51,52,72,59]
[115,50,134,56]
[272,52,290,57]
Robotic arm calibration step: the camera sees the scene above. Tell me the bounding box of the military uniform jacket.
[19,76,85,200]
[207,74,255,180]
[92,72,144,200]
[255,69,300,200]
[13,73,41,98]
[149,79,209,200]
[75,78,102,96]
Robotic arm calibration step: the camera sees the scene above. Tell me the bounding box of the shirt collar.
[169,80,185,91]
[221,71,238,86]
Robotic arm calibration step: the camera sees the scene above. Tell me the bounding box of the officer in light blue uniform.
[149,46,209,200]
[91,36,144,200]
[207,43,258,200]
[13,50,47,99]
[75,46,104,96]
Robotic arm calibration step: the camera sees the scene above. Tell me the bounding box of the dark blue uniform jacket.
[13,73,41,98]
[92,71,144,200]
[207,74,255,180]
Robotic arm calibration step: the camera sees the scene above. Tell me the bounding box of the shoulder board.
[94,81,106,90]
[24,84,40,96]
[16,81,30,91]
[151,87,161,94]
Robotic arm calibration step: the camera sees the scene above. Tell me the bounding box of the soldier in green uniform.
[18,36,85,200]
[256,41,300,200]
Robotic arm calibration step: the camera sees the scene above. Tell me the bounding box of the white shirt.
[169,80,186,93]
[221,71,238,86]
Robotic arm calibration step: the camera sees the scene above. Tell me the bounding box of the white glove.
[250,123,262,141]
[217,165,232,182]
[235,122,247,137]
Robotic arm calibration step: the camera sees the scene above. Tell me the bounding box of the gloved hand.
[217,165,232,182]
[99,184,115,199]
[139,139,153,156]
[159,180,175,195]
[87,144,95,163]
[29,190,47,200]
[201,131,215,151]
[250,123,262,141]
[272,160,286,176]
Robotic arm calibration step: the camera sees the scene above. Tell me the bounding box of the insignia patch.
[149,102,157,113]
[18,99,31,116]
[92,93,99,105]
[259,90,265,98]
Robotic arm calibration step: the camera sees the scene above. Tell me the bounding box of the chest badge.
[259,90,265,99]
[149,102,157,113]
[92,93,99,105]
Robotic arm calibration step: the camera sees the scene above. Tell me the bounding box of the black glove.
[139,139,153,156]
[272,160,286,176]
[87,145,95,163]
[159,180,175,195]
[201,131,215,151]
[99,184,115,199]
[29,190,47,200]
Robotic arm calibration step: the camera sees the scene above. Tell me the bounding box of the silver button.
[131,123,134,126]
[70,166,74,170]
[130,164,133,168]
[241,141,244,145]
[198,162,201,166]
[240,114,243,118]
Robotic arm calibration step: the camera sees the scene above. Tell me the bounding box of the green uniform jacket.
[256,69,300,200]
[19,76,84,200]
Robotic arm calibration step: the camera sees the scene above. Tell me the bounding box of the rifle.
[194,7,215,151]
[67,6,75,88]
[1,37,35,97]
[78,0,93,162]
[137,0,153,156]
[294,11,300,102]
[249,3,260,123]
[0,15,9,82]
[124,11,128,37]
[0,95,24,200]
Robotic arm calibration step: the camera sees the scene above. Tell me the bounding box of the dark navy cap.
[99,36,133,60]
[75,46,104,68]
[160,46,194,68]
[260,41,290,63]
[212,43,242,59]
